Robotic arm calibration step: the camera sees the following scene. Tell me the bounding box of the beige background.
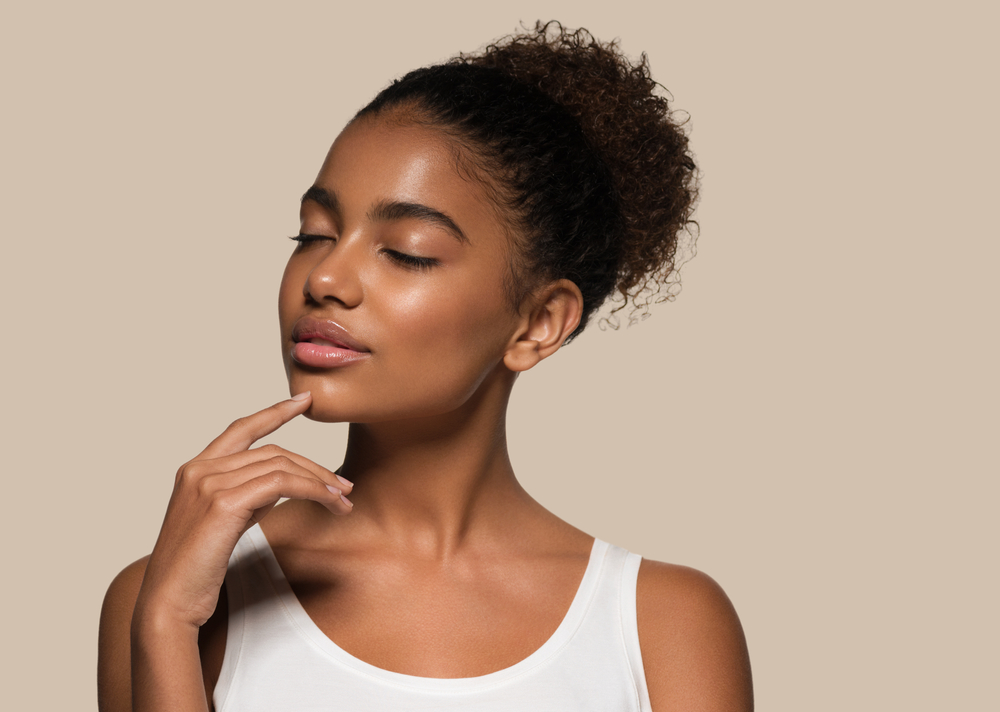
[2,0,996,709]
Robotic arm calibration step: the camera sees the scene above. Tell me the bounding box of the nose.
[303,236,365,308]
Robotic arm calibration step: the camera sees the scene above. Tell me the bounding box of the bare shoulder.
[97,557,228,712]
[98,557,150,712]
[637,559,753,712]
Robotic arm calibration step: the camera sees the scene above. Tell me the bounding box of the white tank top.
[214,524,653,711]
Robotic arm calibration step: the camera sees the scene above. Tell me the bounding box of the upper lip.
[291,316,369,352]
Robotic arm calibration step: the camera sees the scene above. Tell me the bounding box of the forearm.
[130,612,209,712]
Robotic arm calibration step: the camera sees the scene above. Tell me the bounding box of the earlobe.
[503,279,583,372]
[503,339,542,372]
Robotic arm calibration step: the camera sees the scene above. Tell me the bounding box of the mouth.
[290,317,370,368]
[305,336,343,346]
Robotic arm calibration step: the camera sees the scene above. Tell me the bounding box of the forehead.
[313,117,501,230]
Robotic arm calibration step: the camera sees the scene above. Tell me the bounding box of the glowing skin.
[97,115,752,712]
[97,45,751,712]
[279,116,525,424]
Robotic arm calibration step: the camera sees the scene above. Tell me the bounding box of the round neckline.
[243,525,608,692]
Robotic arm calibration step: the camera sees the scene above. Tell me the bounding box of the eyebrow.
[301,186,469,245]
[301,185,339,213]
[369,199,470,245]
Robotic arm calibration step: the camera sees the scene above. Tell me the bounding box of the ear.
[503,279,584,372]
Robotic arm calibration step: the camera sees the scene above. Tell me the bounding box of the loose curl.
[356,21,699,338]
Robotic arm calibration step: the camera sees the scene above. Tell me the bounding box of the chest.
[275,546,587,678]
[210,532,650,712]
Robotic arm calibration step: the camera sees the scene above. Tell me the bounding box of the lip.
[290,316,371,369]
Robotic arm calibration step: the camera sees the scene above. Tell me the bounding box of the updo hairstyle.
[355,21,698,338]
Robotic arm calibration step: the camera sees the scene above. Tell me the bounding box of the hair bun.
[462,21,699,323]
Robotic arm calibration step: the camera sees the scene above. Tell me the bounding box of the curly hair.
[355,21,698,338]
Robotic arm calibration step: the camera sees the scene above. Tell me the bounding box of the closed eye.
[289,233,333,244]
[383,249,438,270]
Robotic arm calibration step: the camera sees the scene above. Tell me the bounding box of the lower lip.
[291,342,371,369]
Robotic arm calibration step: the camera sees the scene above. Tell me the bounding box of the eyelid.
[289,233,334,243]
[382,248,439,270]
[288,235,437,270]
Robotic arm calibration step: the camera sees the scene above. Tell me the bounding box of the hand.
[133,392,352,631]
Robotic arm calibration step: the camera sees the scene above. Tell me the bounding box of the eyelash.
[288,235,438,270]
[289,233,331,244]
[382,249,438,270]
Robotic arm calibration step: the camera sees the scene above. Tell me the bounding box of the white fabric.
[214,524,653,711]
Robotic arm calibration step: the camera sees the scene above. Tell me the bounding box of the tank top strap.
[614,546,653,712]
[213,525,267,710]
[215,524,316,710]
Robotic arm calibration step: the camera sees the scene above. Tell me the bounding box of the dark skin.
[98,116,752,711]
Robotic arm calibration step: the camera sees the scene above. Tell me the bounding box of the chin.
[301,397,467,426]
[300,406,348,424]
[295,380,490,426]
[286,376,358,423]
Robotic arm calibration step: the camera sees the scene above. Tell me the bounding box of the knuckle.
[227,416,251,432]
[176,461,202,486]
[262,470,289,489]
[206,491,238,517]
[258,443,283,456]
[195,474,215,497]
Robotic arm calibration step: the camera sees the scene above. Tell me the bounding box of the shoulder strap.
[213,528,257,711]
[619,551,653,712]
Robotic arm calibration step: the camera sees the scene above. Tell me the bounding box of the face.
[278,116,526,423]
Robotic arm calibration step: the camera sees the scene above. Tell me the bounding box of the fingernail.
[326,485,341,496]
[336,474,353,487]
[340,494,353,508]
[291,391,311,402]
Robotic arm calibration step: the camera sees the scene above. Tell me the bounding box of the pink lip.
[290,317,371,369]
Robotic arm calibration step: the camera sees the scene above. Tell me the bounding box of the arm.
[637,560,753,712]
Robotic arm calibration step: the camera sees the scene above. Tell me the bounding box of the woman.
[99,22,753,711]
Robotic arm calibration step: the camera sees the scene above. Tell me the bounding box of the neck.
[337,369,530,558]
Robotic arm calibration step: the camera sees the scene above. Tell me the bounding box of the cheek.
[380,281,515,395]
[278,257,308,328]
[278,259,307,377]
[400,277,511,350]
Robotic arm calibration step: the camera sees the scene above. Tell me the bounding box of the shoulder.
[636,559,753,712]
[97,557,229,711]
[98,557,150,712]
[100,556,150,650]
[103,556,151,607]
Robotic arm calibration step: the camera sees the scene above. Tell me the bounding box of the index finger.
[197,392,312,460]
